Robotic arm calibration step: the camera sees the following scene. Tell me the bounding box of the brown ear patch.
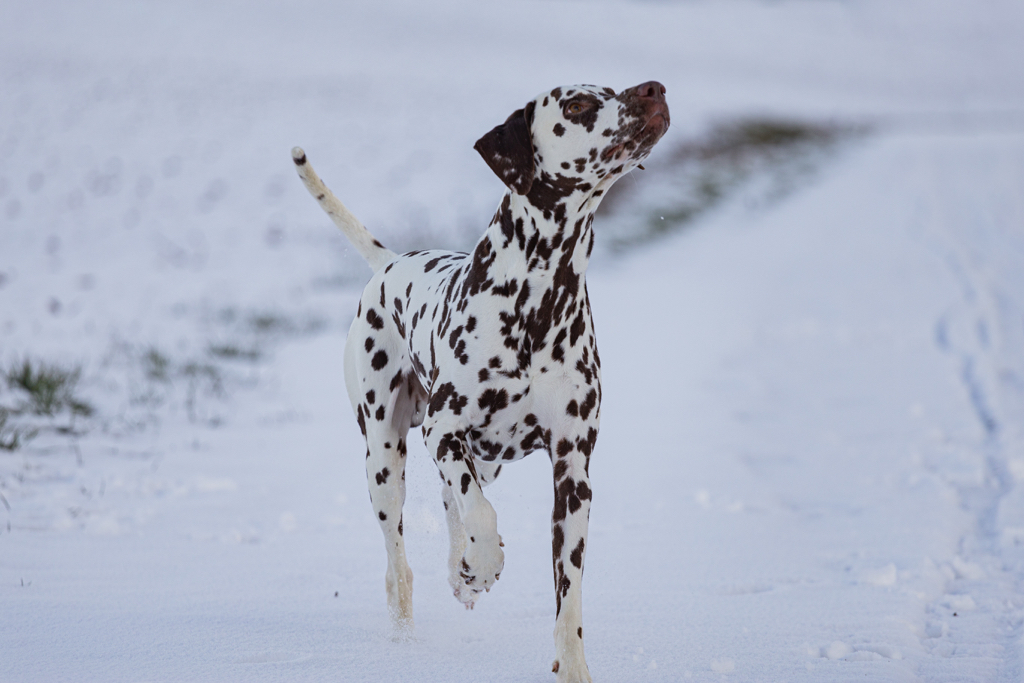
[473,101,536,195]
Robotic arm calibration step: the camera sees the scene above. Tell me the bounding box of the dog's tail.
[292,147,398,272]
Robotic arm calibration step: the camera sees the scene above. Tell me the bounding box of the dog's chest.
[378,248,596,452]
[400,251,592,372]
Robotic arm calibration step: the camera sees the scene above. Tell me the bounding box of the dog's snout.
[624,81,670,135]
[635,81,666,103]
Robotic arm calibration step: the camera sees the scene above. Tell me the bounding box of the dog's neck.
[479,182,605,288]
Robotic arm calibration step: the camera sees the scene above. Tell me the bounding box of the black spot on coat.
[366,309,384,330]
[570,537,585,568]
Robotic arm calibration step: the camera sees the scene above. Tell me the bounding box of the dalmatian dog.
[292,81,669,682]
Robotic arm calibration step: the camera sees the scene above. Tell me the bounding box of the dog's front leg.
[440,479,469,603]
[425,424,504,607]
[550,433,594,683]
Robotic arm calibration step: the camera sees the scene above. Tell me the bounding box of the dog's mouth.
[640,101,671,141]
[644,109,670,136]
[599,108,670,164]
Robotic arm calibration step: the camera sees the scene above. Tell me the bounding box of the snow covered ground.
[2,0,1024,680]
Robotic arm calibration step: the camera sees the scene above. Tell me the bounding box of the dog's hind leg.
[346,329,422,637]
[364,421,414,636]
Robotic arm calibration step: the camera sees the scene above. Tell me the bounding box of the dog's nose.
[635,81,666,103]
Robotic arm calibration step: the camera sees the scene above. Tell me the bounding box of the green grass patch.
[142,347,172,382]
[248,312,292,334]
[599,116,867,249]
[207,344,262,362]
[4,359,93,418]
[0,408,33,451]
[0,359,94,449]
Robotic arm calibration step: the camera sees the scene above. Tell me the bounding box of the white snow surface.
[2,0,1024,681]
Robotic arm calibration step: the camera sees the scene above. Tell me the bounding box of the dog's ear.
[474,101,536,195]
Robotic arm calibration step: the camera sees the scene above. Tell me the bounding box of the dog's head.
[474,82,670,203]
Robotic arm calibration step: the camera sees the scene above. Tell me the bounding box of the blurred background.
[2,1,1024,681]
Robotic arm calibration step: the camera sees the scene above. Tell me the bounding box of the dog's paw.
[457,534,504,599]
[552,657,592,683]
[451,581,481,609]
[553,622,591,682]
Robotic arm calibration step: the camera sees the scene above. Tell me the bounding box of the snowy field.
[2,0,1024,681]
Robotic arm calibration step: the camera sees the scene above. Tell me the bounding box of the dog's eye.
[565,102,584,115]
